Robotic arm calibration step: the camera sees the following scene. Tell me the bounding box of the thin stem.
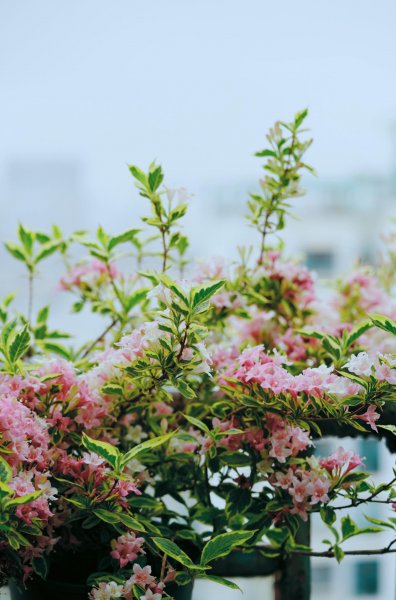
[160,552,167,582]
[176,322,190,362]
[160,227,168,272]
[80,317,118,360]
[258,131,296,264]
[28,270,34,323]
[279,543,396,558]
[332,476,396,510]
[259,197,276,264]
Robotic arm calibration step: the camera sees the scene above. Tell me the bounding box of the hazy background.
[1,1,396,598]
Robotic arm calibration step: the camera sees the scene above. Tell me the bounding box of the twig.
[28,271,34,323]
[333,476,396,510]
[281,544,396,558]
[80,318,118,360]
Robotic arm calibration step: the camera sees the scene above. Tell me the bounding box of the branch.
[333,476,396,510]
[80,317,118,360]
[284,544,396,558]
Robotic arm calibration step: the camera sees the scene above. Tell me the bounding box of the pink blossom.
[320,447,364,476]
[89,581,124,599]
[129,564,155,587]
[153,402,173,416]
[110,532,145,567]
[375,362,396,385]
[140,589,162,600]
[344,352,375,377]
[60,259,119,292]
[354,405,380,432]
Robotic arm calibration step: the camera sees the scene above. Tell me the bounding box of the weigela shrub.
[0,110,395,599]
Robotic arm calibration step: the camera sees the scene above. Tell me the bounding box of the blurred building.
[1,161,395,600]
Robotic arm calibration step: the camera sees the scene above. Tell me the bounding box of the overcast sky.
[1,1,396,229]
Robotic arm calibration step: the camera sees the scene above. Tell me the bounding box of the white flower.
[147,284,173,306]
[126,458,146,473]
[140,588,163,600]
[125,424,148,444]
[344,352,374,376]
[82,452,105,467]
[90,581,124,599]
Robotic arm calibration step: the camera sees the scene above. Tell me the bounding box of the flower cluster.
[1,110,396,598]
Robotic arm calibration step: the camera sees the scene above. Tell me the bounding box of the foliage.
[0,110,395,599]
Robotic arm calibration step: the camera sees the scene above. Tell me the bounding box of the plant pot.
[9,579,194,600]
[9,578,89,600]
[167,581,194,599]
[211,549,280,578]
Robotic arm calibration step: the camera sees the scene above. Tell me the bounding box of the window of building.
[358,438,379,472]
[312,564,332,587]
[305,250,334,276]
[354,561,379,595]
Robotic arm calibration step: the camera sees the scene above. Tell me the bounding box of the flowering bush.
[1,110,395,599]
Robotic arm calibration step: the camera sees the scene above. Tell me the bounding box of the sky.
[1,7,396,596]
[1,1,396,204]
[1,0,396,303]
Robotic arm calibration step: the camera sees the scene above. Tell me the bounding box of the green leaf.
[34,240,60,264]
[295,328,324,341]
[198,575,241,590]
[255,149,277,158]
[93,509,121,525]
[0,456,12,483]
[4,242,26,262]
[0,317,14,342]
[0,481,13,498]
[125,288,148,311]
[174,380,196,400]
[333,545,344,563]
[18,224,34,253]
[37,306,50,324]
[129,165,147,186]
[6,529,31,550]
[341,515,357,540]
[378,424,396,436]
[9,326,30,363]
[108,229,140,251]
[184,415,211,436]
[370,313,396,336]
[364,515,396,530]
[82,434,121,470]
[294,108,309,128]
[101,384,123,396]
[41,341,71,360]
[191,281,225,309]
[5,490,42,508]
[148,165,164,192]
[320,506,336,526]
[32,555,49,580]
[219,452,251,467]
[200,530,255,565]
[346,319,372,347]
[117,513,146,532]
[120,432,173,467]
[152,537,205,570]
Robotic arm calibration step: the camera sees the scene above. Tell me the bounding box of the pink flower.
[375,362,396,385]
[344,352,375,377]
[60,259,120,292]
[110,532,145,567]
[140,589,162,600]
[354,405,380,432]
[129,564,155,587]
[89,581,124,599]
[320,447,364,475]
[153,402,173,416]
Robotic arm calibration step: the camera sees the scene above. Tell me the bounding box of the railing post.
[275,518,311,600]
